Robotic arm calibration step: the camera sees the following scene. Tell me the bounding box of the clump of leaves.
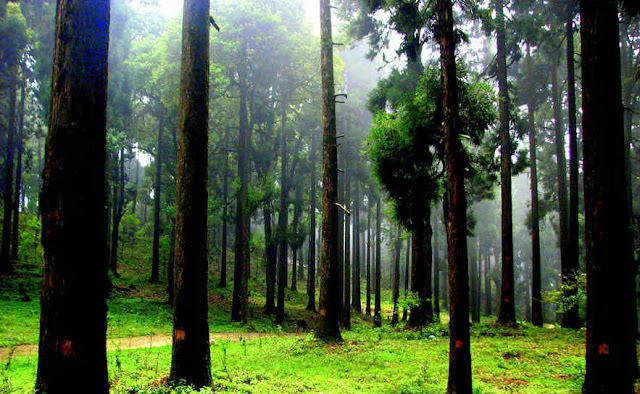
[543,272,586,314]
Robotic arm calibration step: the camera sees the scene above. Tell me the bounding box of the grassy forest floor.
[1,261,590,393]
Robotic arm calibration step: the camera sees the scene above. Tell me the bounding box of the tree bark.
[366,194,372,316]
[402,235,410,321]
[306,133,317,312]
[231,41,251,325]
[10,75,26,265]
[433,223,440,318]
[315,0,342,342]
[495,0,516,325]
[565,5,580,329]
[527,50,543,327]
[151,110,164,284]
[580,0,638,391]
[352,179,361,312]
[220,126,230,288]
[391,226,402,325]
[0,69,16,274]
[373,197,382,328]
[342,170,351,329]
[276,105,289,324]
[170,0,212,386]
[438,0,472,391]
[36,1,110,391]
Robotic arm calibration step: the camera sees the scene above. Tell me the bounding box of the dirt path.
[0,331,298,360]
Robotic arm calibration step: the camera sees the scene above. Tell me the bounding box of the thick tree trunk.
[407,208,434,327]
[36,1,110,391]
[306,134,317,312]
[373,197,382,328]
[527,49,543,327]
[565,7,580,329]
[495,0,515,325]
[151,110,164,283]
[170,0,212,387]
[580,0,638,391]
[438,0,472,392]
[315,0,342,342]
[232,41,251,325]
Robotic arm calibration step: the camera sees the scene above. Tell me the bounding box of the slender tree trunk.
[0,71,16,274]
[402,236,410,321]
[565,6,580,329]
[495,0,516,325]
[36,1,110,391]
[151,109,165,284]
[291,190,301,292]
[276,105,289,324]
[366,195,372,316]
[306,134,317,312]
[342,171,351,329]
[484,247,491,316]
[220,126,229,288]
[551,58,574,328]
[167,218,176,305]
[373,197,382,328]
[109,149,125,277]
[170,0,212,386]
[470,243,480,323]
[336,152,344,324]
[10,76,26,265]
[264,203,277,313]
[352,180,361,312]
[232,41,251,325]
[580,0,638,391]
[433,223,440,318]
[527,50,543,327]
[315,0,342,342]
[391,226,402,325]
[438,0,472,391]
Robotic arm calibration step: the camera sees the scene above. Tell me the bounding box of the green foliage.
[542,272,586,315]
[396,291,421,310]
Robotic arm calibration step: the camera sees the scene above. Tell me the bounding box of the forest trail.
[0,331,300,360]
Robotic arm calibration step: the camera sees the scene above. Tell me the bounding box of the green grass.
[0,319,586,393]
[0,255,590,393]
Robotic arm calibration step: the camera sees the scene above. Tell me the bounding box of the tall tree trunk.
[366,194,372,316]
[407,208,434,327]
[276,106,289,324]
[433,223,440,318]
[220,126,230,288]
[402,236,410,321]
[565,5,580,329]
[264,203,277,313]
[109,149,125,277]
[315,0,342,342]
[167,218,176,305]
[470,243,480,323]
[527,50,543,327]
[0,70,16,274]
[551,59,573,327]
[291,189,301,292]
[170,0,212,387]
[336,151,344,324]
[438,0,472,391]
[36,1,110,391]
[391,226,402,325]
[580,0,638,391]
[373,197,382,328]
[150,109,164,284]
[10,76,26,265]
[352,179,361,312]
[232,41,251,325]
[306,133,317,312]
[484,247,491,316]
[342,171,351,329]
[495,0,516,325]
